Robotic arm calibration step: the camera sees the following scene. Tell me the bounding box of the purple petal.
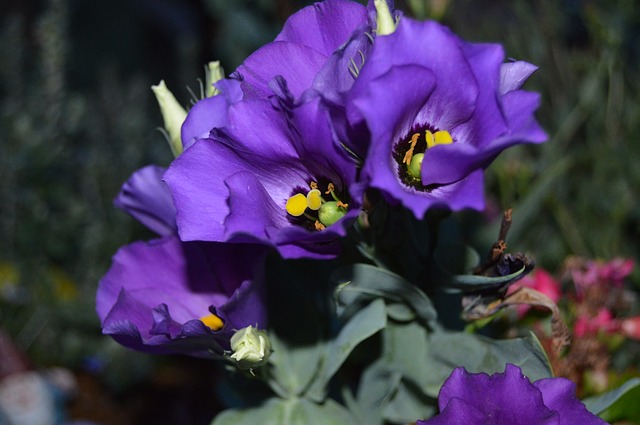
[97,236,267,355]
[275,0,367,57]
[114,165,177,236]
[233,41,328,100]
[534,378,609,425]
[435,365,559,425]
[416,397,489,425]
[500,61,539,95]
[180,79,242,150]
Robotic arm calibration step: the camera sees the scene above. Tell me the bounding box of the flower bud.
[229,326,272,370]
[205,61,225,97]
[375,0,397,36]
[151,80,187,157]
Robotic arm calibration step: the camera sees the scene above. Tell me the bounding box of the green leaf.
[422,330,553,397]
[449,266,526,291]
[354,321,433,424]
[307,298,387,401]
[383,383,436,424]
[267,329,325,398]
[582,377,640,418]
[333,263,437,325]
[211,397,357,425]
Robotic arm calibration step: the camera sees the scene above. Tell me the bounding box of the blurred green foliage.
[0,0,639,422]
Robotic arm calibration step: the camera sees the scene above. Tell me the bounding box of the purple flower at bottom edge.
[417,364,608,425]
[164,92,360,260]
[348,18,547,218]
[96,235,268,357]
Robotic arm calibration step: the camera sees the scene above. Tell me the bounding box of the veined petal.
[275,0,367,57]
[233,41,328,100]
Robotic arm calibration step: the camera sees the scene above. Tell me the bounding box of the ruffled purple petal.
[114,165,177,236]
[233,41,328,100]
[434,365,559,425]
[419,365,607,425]
[97,236,267,355]
[275,0,367,57]
[534,377,609,425]
[416,397,491,425]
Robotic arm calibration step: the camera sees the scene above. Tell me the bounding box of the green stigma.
[407,153,424,180]
[318,201,348,227]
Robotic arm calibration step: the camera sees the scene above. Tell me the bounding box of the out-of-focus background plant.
[1,0,638,424]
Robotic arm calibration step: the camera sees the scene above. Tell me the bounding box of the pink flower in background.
[573,309,618,338]
[570,257,634,294]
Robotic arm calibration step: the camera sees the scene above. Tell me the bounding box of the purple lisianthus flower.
[97,236,268,357]
[165,91,359,259]
[347,18,547,217]
[417,364,608,425]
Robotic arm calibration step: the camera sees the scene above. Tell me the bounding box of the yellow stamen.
[306,189,323,211]
[403,133,420,165]
[425,130,436,149]
[310,181,318,190]
[314,221,326,231]
[286,193,308,216]
[336,201,349,209]
[434,130,453,145]
[201,313,224,331]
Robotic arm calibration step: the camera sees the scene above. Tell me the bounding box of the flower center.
[285,181,349,231]
[393,127,453,191]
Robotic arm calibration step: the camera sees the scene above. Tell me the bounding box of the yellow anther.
[201,313,224,331]
[425,130,436,149]
[314,221,326,231]
[306,189,323,211]
[426,130,452,149]
[403,133,420,165]
[336,201,349,209]
[310,181,318,190]
[434,130,453,145]
[325,183,335,195]
[286,193,308,216]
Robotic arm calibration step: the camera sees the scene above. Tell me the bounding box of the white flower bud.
[205,61,225,97]
[151,80,187,157]
[229,326,272,370]
[375,0,397,36]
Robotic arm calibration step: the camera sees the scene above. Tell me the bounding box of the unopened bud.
[151,80,187,157]
[230,326,272,370]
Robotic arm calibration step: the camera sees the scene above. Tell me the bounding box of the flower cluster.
[509,256,638,396]
[94,1,622,424]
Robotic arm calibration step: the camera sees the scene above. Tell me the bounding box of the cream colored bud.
[375,0,397,36]
[151,80,187,157]
[229,326,272,370]
[206,61,225,97]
